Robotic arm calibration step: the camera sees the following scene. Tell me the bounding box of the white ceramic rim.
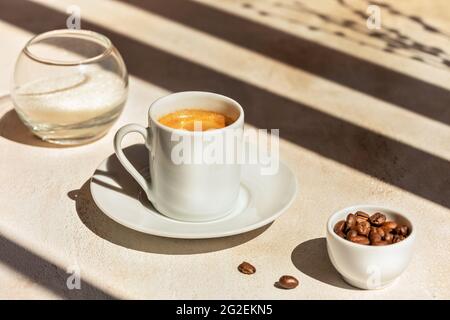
[327,204,416,250]
[148,91,244,136]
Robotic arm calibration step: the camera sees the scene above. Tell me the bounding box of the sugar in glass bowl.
[11,29,128,145]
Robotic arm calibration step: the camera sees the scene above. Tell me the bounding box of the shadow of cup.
[291,237,356,290]
[68,144,270,254]
[69,181,270,254]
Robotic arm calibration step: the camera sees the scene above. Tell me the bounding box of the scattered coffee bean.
[334,211,409,246]
[369,212,386,226]
[238,262,256,275]
[345,213,356,231]
[334,220,346,238]
[277,275,299,289]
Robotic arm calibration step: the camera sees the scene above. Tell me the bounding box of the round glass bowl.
[11,29,128,145]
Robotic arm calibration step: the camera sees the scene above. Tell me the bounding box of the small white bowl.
[326,205,416,290]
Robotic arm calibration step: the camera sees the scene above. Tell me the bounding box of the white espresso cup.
[114,91,244,222]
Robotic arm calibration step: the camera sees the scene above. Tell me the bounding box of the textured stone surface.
[0,0,449,299]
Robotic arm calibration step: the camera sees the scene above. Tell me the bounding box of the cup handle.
[114,123,154,202]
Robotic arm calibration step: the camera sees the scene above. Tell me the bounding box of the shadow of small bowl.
[326,205,416,290]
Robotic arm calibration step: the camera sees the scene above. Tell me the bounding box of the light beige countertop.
[0,0,449,299]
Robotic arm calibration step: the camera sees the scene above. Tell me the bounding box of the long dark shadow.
[121,0,450,126]
[1,0,449,209]
[0,233,116,299]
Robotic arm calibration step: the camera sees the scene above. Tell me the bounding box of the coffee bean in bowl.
[326,205,415,289]
[333,211,410,246]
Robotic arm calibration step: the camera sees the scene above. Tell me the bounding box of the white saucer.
[90,144,297,239]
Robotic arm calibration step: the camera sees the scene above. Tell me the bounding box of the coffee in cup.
[158,109,235,131]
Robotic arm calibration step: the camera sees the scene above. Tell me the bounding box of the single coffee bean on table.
[277,275,299,289]
[238,262,256,275]
[334,211,409,246]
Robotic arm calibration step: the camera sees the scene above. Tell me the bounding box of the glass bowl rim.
[23,29,114,66]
